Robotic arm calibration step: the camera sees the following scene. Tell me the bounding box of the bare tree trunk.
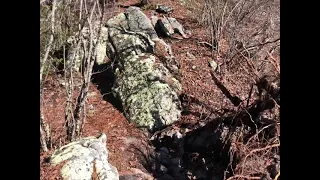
[40,0,56,152]
[65,0,85,142]
[73,0,99,138]
[40,124,48,152]
[65,0,102,141]
[65,61,76,141]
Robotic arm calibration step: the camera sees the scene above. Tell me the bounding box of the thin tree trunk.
[74,0,98,138]
[40,124,48,152]
[40,0,56,152]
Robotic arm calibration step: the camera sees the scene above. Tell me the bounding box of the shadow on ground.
[142,92,278,179]
[91,62,123,112]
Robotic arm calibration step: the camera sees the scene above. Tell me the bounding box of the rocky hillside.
[40,0,280,179]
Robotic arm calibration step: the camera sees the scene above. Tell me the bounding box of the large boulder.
[50,133,119,180]
[106,7,182,131]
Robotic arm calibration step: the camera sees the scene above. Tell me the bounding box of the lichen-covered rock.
[106,7,182,131]
[125,7,158,40]
[107,12,129,29]
[50,133,119,180]
[112,53,181,130]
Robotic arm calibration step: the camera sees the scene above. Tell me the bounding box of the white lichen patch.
[50,133,119,180]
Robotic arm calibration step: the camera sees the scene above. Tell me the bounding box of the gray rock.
[209,60,218,71]
[159,164,168,173]
[186,52,196,60]
[157,17,175,37]
[106,8,182,131]
[156,16,188,38]
[167,17,187,38]
[107,12,129,29]
[156,5,173,14]
[125,6,158,40]
[50,133,119,180]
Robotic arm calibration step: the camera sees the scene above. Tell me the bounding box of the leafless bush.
[186,0,279,78]
[185,1,280,178]
[40,0,116,150]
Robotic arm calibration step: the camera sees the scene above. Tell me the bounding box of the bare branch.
[40,0,56,85]
[226,175,261,180]
[241,143,280,174]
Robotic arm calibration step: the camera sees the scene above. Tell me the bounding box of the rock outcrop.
[50,133,119,180]
[106,7,182,131]
[63,7,182,132]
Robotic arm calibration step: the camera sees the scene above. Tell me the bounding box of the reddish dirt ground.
[40,0,279,179]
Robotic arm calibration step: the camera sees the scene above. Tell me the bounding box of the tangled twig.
[241,143,280,174]
[226,175,261,180]
[246,123,277,144]
[267,52,280,75]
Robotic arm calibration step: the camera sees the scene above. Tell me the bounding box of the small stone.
[101,101,107,104]
[191,65,196,69]
[186,52,196,60]
[173,131,183,140]
[49,133,119,180]
[185,30,192,36]
[209,60,218,71]
[167,17,187,38]
[88,92,97,97]
[156,5,173,14]
[59,81,66,87]
[159,164,168,173]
